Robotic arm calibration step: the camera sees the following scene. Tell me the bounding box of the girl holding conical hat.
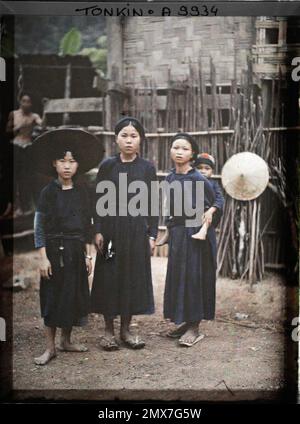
[31,128,103,365]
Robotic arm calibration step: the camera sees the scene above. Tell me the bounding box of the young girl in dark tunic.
[33,132,95,365]
[163,133,218,347]
[91,117,158,351]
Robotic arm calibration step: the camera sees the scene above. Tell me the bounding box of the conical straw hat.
[30,128,105,175]
[221,152,269,201]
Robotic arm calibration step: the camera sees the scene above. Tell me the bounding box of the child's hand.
[149,238,156,256]
[39,257,52,279]
[85,258,93,276]
[94,233,104,254]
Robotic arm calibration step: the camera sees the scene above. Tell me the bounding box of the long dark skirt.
[40,239,90,328]
[164,225,216,325]
[90,216,155,317]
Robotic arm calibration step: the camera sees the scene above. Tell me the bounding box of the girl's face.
[170,138,194,165]
[53,151,78,180]
[116,124,141,155]
[197,163,213,178]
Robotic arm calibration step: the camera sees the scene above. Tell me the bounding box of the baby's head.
[194,153,215,179]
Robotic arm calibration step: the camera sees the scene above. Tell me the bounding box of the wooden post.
[62,63,71,125]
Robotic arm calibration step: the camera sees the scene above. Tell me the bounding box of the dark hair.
[114,116,145,141]
[170,132,199,161]
[19,92,32,102]
[53,150,79,161]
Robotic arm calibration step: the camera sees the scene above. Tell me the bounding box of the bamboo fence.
[101,56,290,284]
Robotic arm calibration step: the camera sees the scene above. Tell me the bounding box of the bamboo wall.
[122,17,255,87]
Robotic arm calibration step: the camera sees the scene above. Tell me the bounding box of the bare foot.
[34,349,56,365]
[58,342,88,352]
[99,335,119,351]
[191,226,207,240]
[120,330,145,349]
[97,327,119,351]
[179,326,200,345]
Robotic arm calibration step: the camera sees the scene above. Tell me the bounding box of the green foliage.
[59,29,107,76]
[97,35,107,49]
[59,28,82,56]
[79,47,107,76]
[79,34,107,76]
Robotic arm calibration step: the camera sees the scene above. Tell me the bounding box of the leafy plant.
[59,27,82,56]
[59,29,107,76]
[79,47,107,76]
[79,35,107,76]
[97,35,107,49]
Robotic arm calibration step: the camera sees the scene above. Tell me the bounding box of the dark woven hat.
[114,116,146,141]
[30,128,105,175]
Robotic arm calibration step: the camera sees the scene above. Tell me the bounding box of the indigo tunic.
[90,154,159,317]
[163,168,219,324]
[34,179,92,328]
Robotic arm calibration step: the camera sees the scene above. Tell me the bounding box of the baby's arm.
[34,211,52,279]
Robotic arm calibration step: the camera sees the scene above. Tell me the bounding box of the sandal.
[166,324,189,338]
[121,335,145,350]
[99,336,120,351]
[178,333,205,347]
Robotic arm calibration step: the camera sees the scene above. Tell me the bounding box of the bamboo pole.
[62,63,71,125]
[249,199,257,290]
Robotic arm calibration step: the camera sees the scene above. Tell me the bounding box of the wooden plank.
[265,263,285,269]
[44,98,105,114]
[146,129,234,137]
[255,21,281,29]
[2,229,34,239]
[44,127,300,137]
[253,63,288,74]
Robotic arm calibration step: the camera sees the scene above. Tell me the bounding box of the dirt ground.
[12,250,295,401]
